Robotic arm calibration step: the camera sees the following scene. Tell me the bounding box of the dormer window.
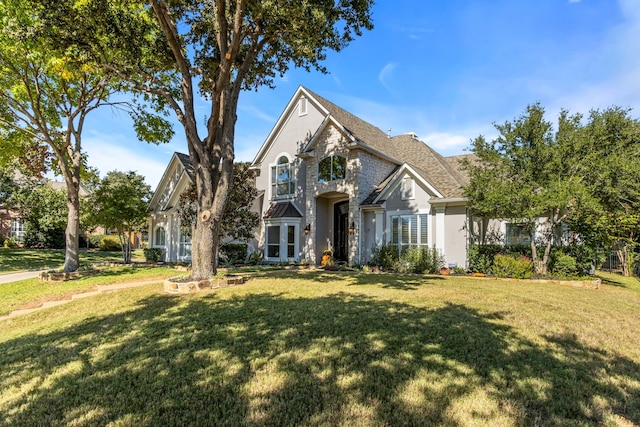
[318,155,346,183]
[271,155,295,198]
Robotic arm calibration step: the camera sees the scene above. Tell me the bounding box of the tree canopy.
[87,171,151,263]
[464,104,640,276]
[70,0,374,279]
[177,162,259,243]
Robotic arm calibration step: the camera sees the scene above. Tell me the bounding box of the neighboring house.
[150,86,481,266]
[148,153,194,262]
[0,173,88,244]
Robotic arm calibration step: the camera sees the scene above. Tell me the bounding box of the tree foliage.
[463,104,583,274]
[177,162,259,243]
[87,171,151,263]
[72,0,374,279]
[0,0,171,271]
[566,107,640,276]
[10,180,68,248]
[464,104,640,276]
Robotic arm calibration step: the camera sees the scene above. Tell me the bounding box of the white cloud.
[238,103,277,124]
[82,130,171,189]
[378,62,398,95]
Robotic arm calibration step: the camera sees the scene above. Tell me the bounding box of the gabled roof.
[304,88,471,199]
[360,167,398,206]
[251,86,472,200]
[303,88,393,150]
[362,164,447,207]
[263,202,302,219]
[174,152,195,180]
[149,152,194,211]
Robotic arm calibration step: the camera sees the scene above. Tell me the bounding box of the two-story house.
[149,86,473,266]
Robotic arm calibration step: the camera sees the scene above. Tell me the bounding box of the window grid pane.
[391,218,399,245]
[420,214,428,246]
[267,226,280,258]
[391,214,429,250]
[272,160,294,197]
[287,226,295,258]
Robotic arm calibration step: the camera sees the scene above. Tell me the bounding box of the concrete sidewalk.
[0,270,42,284]
[0,279,165,320]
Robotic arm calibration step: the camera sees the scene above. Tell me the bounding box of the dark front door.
[334,201,349,262]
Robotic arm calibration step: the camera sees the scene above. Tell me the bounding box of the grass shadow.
[243,268,448,290]
[1,290,638,425]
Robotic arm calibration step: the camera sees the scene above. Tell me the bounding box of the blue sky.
[78,0,640,189]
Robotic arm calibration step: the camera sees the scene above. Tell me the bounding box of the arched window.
[318,155,346,183]
[271,155,295,198]
[154,227,166,246]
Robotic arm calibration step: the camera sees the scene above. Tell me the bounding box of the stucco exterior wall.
[442,205,468,268]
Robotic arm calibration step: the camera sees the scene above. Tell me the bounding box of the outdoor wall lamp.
[348,221,356,235]
[304,224,311,235]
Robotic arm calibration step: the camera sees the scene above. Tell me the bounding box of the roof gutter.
[429,197,468,206]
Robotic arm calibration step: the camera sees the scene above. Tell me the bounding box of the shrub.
[3,237,19,248]
[143,247,164,263]
[98,235,122,251]
[246,251,262,265]
[220,243,248,265]
[23,225,65,249]
[405,246,444,274]
[492,254,533,279]
[469,244,534,274]
[552,253,578,277]
[551,245,597,275]
[452,266,466,275]
[369,243,443,274]
[468,244,502,274]
[368,242,399,272]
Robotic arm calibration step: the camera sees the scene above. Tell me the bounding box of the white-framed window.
[505,223,532,246]
[401,176,415,200]
[154,226,166,247]
[271,155,295,198]
[178,232,191,260]
[10,218,25,241]
[265,219,301,261]
[389,213,429,254]
[318,155,346,183]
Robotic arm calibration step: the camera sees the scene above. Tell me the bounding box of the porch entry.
[334,201,349,262]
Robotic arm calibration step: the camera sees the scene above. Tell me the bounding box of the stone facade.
[151,86,475,268]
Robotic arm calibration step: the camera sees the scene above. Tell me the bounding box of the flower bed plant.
[492,254,533,279]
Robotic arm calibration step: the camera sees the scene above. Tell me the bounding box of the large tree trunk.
[190,147,234,280]
[60,150,83,273]
[63,187,80,272]
[615,241,632,277]
[119,230,132,264]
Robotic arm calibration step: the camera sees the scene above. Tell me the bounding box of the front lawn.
[0,248,145,273]
[0,266,178,316]
[1,270,639,426]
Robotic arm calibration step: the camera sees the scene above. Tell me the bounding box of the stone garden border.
[39,269,99,282]
[163,275,245,294]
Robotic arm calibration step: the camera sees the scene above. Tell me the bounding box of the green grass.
[1,270,639,426]
[0,248,146,273]
[0,266,178,316]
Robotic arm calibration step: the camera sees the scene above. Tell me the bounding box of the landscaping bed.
[163,274,245,294]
